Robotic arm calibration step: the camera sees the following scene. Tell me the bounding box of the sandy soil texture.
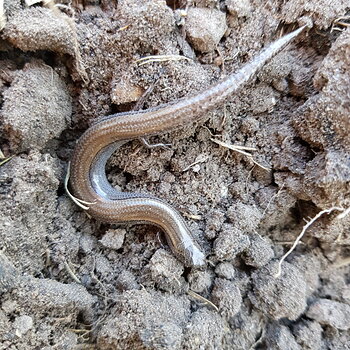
[0,0,349,349]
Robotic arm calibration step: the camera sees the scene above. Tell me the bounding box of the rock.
[13,315,33,337]
[99,229,126,250]
[185,8,227,52]
[110,74,144,105]
[306,298,350,330]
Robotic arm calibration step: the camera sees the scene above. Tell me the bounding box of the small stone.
[306,299,350,330]
[211,278,242,317]
[226,0,252,18]
[111,75,144,105]
[13,315,33,337]
[185,8,227,53]
[99,229,126,250]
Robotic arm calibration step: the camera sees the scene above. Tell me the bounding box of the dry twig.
[136,54,192,66]
[211,138,270,171]
[187,290,219,312]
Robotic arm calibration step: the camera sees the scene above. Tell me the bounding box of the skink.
[69,26,305,267]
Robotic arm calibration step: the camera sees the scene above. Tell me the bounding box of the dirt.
[0,0,349,349]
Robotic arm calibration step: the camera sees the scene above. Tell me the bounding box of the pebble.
[99,229,126,250]
[185,8,227,52]
[13,315,33,337]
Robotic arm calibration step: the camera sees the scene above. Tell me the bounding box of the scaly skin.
[69,26,305,267]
